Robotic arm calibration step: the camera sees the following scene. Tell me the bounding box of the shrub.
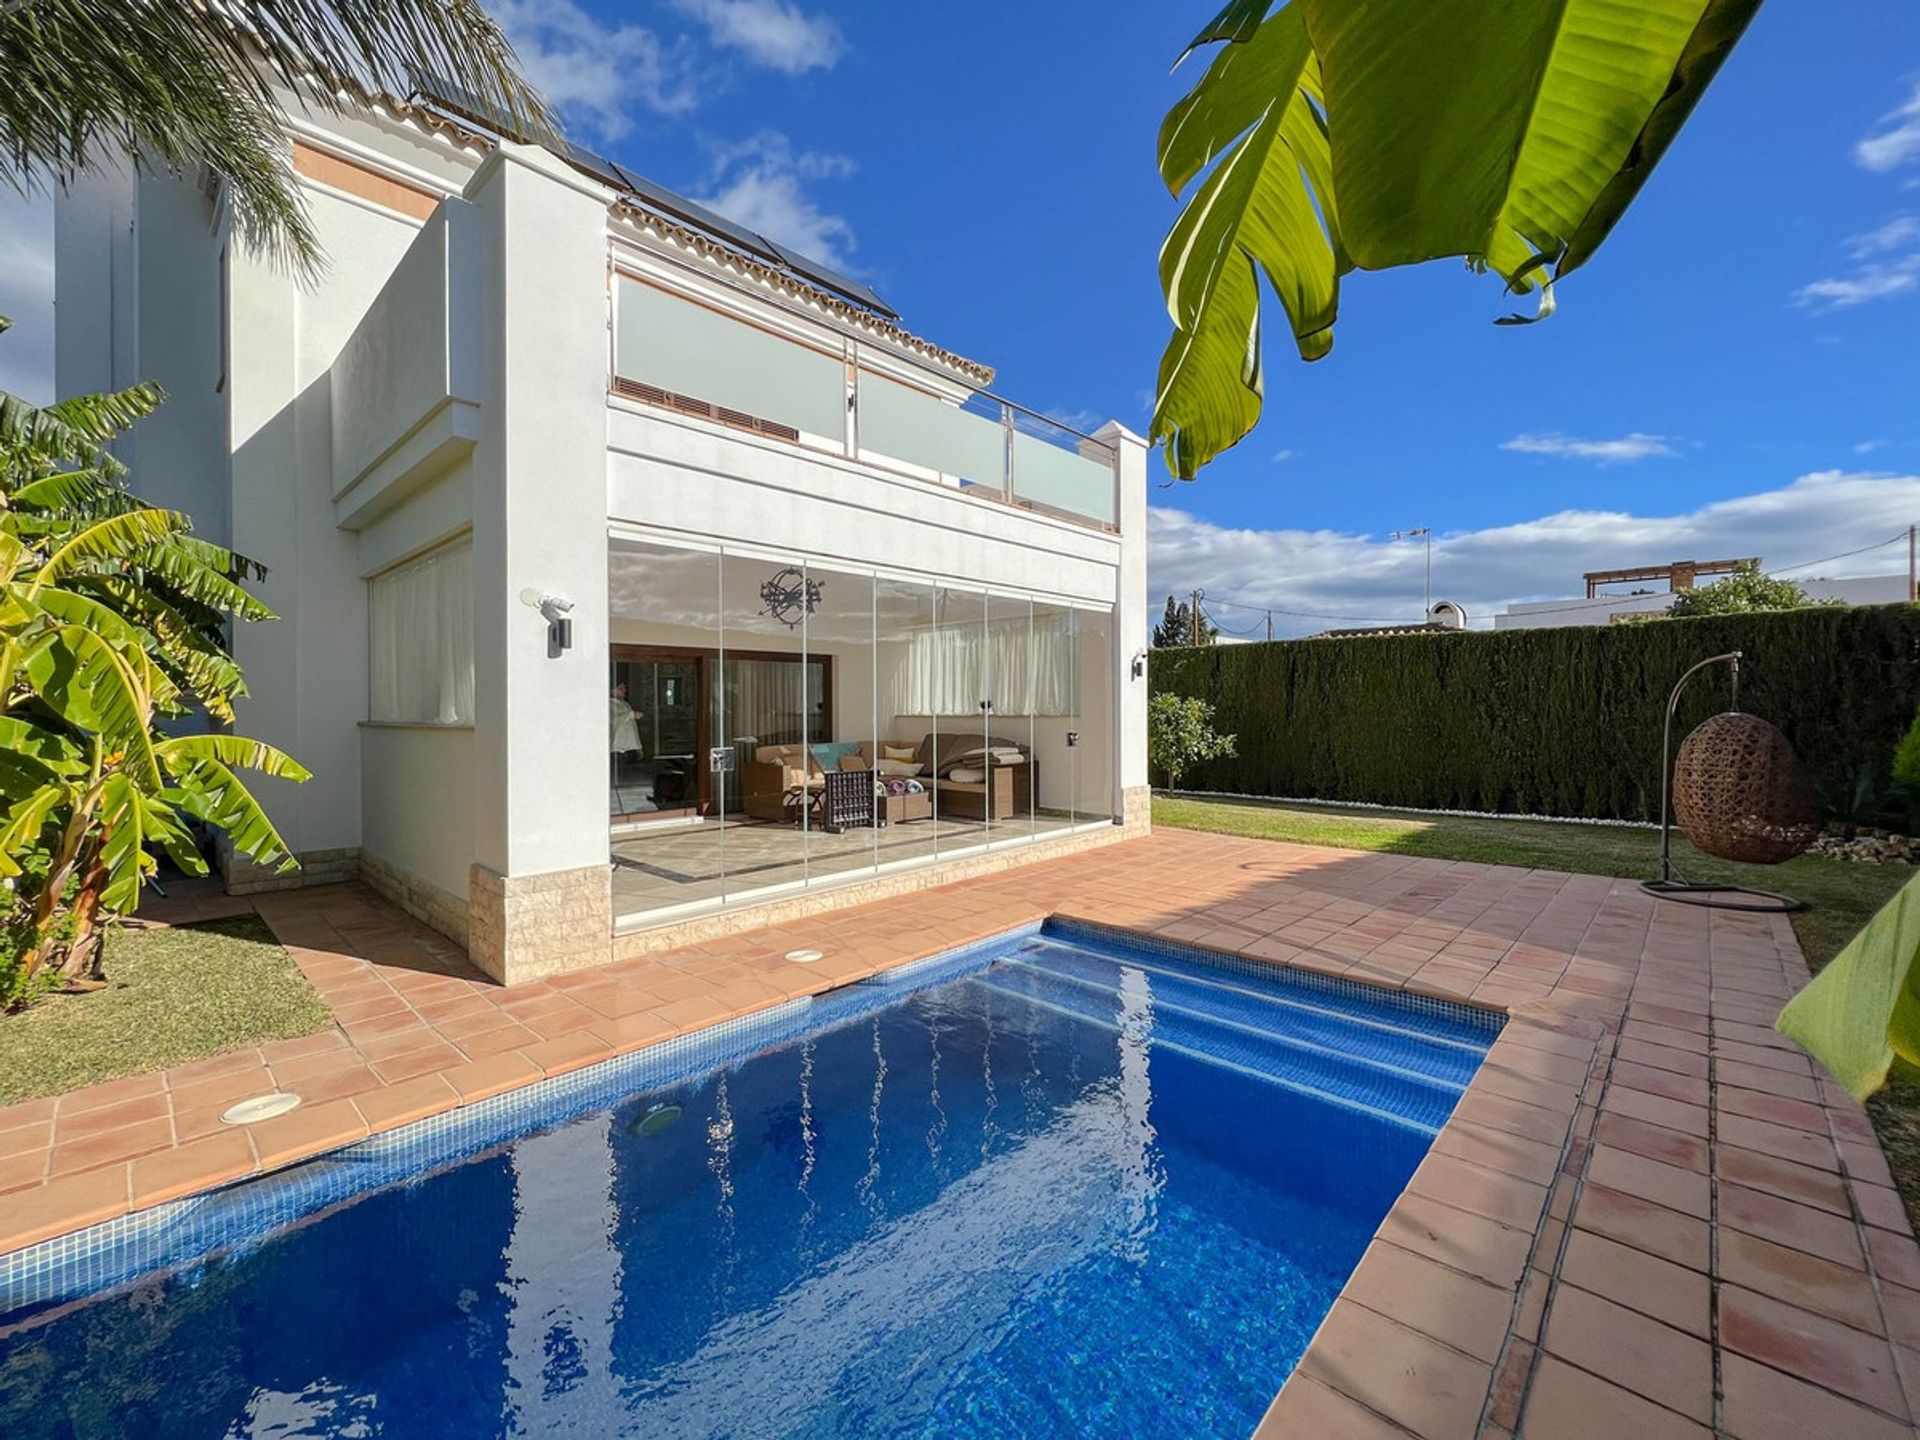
[1150,605,1920,823]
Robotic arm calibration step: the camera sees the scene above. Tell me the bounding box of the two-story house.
[53,81,1149,984]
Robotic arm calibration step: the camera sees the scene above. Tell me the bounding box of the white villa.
[52,84,1150,983]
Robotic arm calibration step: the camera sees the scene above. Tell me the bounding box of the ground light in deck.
[0,922,1499,1439]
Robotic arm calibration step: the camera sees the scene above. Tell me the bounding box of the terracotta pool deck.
[0,828,1914,1439]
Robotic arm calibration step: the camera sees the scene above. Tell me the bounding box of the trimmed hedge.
[1150,605,1920,823]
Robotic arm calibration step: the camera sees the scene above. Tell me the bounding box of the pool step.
[967,967,1465,1134]
[1036,933,1494,1052]
[1003,946,1483,1090]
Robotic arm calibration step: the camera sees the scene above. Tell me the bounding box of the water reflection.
[0,947,1443,1440]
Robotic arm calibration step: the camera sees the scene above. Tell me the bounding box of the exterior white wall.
[1494,572,1912,629]
[51,90,1149,947]
[464,145,613,879]
[361,727,475,897]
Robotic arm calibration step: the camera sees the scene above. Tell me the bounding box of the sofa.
[860,732,1034,822]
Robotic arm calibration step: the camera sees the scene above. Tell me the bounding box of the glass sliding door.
[986,591,1034,844]
[806,563,879,886]
[930,584,988,850]
[1074,605,1117,826]
[607,538,726,920]
[874,573,939,870]
[1031,598,1077,834]
[722,546,818,900]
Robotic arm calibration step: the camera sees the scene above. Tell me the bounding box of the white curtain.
[728,658,808,743]
[370,540,474,724]
[888,611,1077,717]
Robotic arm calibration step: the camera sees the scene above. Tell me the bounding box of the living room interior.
[608,535,1117,924]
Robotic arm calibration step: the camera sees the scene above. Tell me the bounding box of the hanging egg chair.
[1643,651,1811,912]
[1672,711,1819,865]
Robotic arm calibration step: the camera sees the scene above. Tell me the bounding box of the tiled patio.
[0,828,1914,1439]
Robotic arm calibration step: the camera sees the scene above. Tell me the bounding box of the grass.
[1154,793,1920,1217]
[0,915,333,1107]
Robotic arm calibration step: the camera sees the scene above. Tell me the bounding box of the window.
[369,539,474,724]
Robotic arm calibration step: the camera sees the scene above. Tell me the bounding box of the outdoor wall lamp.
[1130,649,1147,680]
[520,588,574,656]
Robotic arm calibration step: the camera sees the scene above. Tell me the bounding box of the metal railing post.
[1001,401,1015,504]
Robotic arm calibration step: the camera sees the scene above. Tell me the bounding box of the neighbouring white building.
[1495,572,1910,629]
[53,83,1149,983]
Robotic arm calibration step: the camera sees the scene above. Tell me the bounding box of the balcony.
[611,274,1120,531]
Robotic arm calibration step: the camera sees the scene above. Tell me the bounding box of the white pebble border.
[1163,788,1661,831]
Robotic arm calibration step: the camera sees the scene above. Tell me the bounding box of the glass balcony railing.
[611,275,1119,530]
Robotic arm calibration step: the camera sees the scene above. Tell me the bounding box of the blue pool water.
[0,923,1497,1439]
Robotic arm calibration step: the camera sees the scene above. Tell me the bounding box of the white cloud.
[1272,448,1299,463]
[1847,215,1920,256]
[693,132,858,267]
[1149,470,1920,639]
[670,0,843,74]
[0,192,54,403]
[1857,81,1920,172]
[1793,253,1920,310]
[1499,432,1677,464]
[1857,440,1885,455]
[494,0,702,141]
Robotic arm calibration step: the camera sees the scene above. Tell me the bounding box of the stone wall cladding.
[1122,785,1153,835]
[611,820,1130,962]
[469,863,613,984]
[358,853,470,949]
[224,846,361,896]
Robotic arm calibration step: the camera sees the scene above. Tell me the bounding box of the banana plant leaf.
[1152,0,1765,478]
[1776,871,1920,1101]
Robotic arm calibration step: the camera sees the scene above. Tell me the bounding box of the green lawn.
[0,915,333,1107]
[1154,794,1920,1215]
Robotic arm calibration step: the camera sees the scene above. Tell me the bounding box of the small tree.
[1148,694,1236,792]
[1669,563,1831,618]
[1153,595,1217,647]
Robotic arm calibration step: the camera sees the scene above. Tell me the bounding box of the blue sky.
[4,2,1919,631]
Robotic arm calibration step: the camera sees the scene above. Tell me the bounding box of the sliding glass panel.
[805,563,879,886]
[607,538,725,920]
[723,546,817,900]
[986,591,1034,844]
[1031,598,1077,834]
[930,584,988,851]
[874,574,939,871]
[1074,605,1117,825]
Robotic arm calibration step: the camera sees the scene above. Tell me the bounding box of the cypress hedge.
[1149,604,1920,822]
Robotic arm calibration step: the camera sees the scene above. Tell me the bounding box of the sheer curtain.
[888,610,1075,717]
[728,658,807,744]
[370,540,474,724]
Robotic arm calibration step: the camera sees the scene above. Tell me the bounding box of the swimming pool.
[0,920,1499,1438]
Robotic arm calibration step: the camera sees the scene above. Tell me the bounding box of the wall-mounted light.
[1130,649,1147,680]
[520,588,575,656]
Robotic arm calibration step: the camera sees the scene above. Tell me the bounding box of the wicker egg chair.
[1644,651,1809,913]
[1672,711,1819,865]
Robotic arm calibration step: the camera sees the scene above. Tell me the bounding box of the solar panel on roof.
[762,240,898,319]
[408,73,898,320]
[606,164,783,265]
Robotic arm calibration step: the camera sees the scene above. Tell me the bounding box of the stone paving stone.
[0,834,1913,1439]
[1541,1284,1712,1423]
[1516,1354,1708,1439]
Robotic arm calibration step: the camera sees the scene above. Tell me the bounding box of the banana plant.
[0,363,307,987]
[1153,0,1764,477]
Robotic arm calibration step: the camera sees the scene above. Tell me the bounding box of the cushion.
[875,758,920,777]
[810,740,862,771]
[946,766,986,784]
[881,743,918,763]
